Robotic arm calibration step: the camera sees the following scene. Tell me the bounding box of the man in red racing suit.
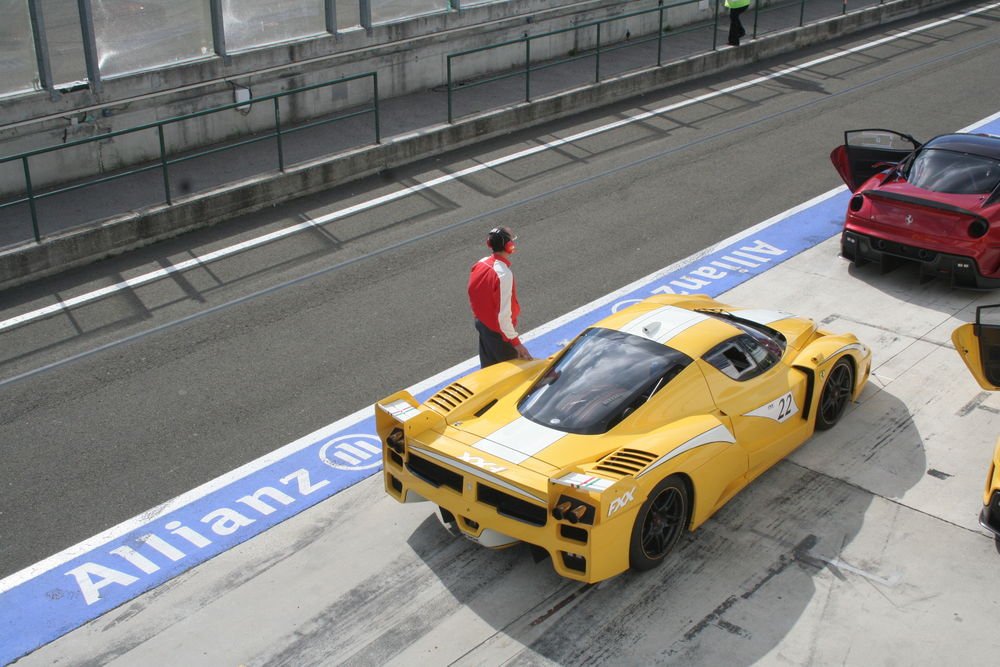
[467,227,533,368]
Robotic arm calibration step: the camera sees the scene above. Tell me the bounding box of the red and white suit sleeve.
[494,262,521,346]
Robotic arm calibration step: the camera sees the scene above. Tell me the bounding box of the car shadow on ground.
[395,389,925,665]
[844,259,997,316]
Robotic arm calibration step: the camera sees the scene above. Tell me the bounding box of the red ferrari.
[830,130,1000,288]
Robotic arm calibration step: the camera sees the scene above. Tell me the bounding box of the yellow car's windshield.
[518,327,692,435]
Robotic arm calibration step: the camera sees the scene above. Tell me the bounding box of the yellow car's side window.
[703,335,779,382]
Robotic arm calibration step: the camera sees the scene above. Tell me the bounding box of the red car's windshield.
[905,148,1000,195]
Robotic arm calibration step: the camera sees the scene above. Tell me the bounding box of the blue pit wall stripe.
[2,113,999,664]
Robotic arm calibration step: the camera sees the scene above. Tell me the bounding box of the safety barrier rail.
[446,0,709,123]
[0,72,380,243]
[445,0,883,122]
[746,0,884,40]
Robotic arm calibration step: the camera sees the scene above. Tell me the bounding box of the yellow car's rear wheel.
[816,357,854,431]
[629,475,688,571]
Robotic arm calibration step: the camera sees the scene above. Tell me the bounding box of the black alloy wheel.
[629,475,688,571]
[816,357,854,431]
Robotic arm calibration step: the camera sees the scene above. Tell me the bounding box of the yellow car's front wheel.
[629,475,689,571]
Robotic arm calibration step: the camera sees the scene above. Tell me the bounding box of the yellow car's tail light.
[552,501,572,520]
[386,428,405,454]
[568,505,587,524]
[551,495,596,525]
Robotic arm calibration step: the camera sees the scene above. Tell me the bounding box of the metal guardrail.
[444,0,884,122]
[746,0,884,37]
[0,72,380,243]
[446,0,705,123]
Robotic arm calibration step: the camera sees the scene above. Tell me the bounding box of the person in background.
[467,226,533,368]
[725,0,749,46]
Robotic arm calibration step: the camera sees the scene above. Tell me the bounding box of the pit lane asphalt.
[1,2,999,583]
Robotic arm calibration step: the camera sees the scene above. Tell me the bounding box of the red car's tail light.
[969,220,989,239]
[849,194,865,212]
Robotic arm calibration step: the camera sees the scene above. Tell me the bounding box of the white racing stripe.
[619,305,710,344]
[3,1,999,333]
[473,417,568,464]
[636,423,737,478]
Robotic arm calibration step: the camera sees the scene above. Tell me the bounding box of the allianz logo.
[63,433,385,607]
[66,468,330,606]
[612,239,788,311]
[319,433,383,471]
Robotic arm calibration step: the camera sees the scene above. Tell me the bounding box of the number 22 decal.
[776,392,795,420]
[745,391,798,422]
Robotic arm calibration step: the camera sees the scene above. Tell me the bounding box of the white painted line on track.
[959,109,1000,133]
[2,1,998,334]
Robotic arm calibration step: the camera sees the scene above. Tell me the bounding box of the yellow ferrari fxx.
[952,304,1000,541]
[376,295,871,582]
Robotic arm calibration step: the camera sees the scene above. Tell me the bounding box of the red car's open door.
[830,129,920,192]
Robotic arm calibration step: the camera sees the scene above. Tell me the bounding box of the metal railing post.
[799,0,806,26]
[273,98,285,171]
[657,0,664,66]
[28,0,56,98]
[324,0,337,35]
[158,125,172,205]
[712,0,720,50]
[447,55,454,124]
[373,72,381,143]
[209,0,228,62]
[595,23,601,82]
[76,0,102,92]
[525,34,531,102]
[752,2,760,39]
[360,0,373,33]
[22,157,41,243]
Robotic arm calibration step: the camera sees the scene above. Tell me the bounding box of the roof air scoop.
[641,321,661,339]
